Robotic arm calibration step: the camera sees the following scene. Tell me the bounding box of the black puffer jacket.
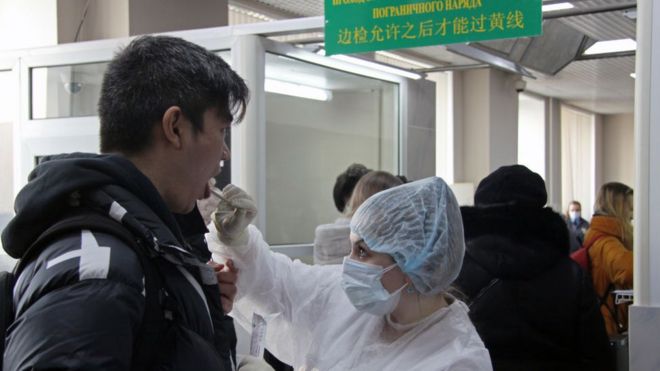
[2,153,236,370]
[454,205,612,371]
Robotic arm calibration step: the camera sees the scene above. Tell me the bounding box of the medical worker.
[207,177,492,370]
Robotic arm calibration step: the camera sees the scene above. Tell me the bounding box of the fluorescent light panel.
[330,54,422,80]
[265,79,332,101]
[584,38,637,55]
[375,51,434,69]
[542,2,574,12]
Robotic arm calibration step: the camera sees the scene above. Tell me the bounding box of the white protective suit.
[207,224,492,371]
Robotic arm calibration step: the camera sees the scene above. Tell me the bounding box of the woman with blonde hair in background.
[585,182,634,337]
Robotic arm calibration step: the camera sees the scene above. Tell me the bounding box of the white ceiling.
[231,0,637,114]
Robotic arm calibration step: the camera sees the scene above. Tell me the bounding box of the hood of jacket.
[460,204,570,279]
[2,153,185,258]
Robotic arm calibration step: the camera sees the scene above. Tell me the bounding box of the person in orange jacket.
[585,182,634,337]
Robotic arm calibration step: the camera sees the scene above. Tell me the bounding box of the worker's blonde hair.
[594,182,634,248]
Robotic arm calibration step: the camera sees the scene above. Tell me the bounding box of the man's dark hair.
[332,163,370,213]
[98,35,249,154]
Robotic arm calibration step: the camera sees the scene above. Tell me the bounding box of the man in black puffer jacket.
[453,165,613,371]
[1,35,250,370]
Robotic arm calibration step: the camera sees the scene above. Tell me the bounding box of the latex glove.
[208,259,238,314]
[237,355,274,371]
[213,184,257,247]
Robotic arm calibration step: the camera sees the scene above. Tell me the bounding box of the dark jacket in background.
[565,216,590,253]
[2,153,236,371]
[455,205,612,371]
[453,165,611,371]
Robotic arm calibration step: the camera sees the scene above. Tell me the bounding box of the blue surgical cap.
[350,177,465,295]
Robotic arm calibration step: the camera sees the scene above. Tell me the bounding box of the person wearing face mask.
[565,201,590,252]
[207,178,492,370]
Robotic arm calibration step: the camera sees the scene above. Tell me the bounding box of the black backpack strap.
[0,270,16,370]
[15,210,170,370]
[130,239,172,370]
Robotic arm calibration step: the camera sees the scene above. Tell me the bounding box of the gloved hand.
[237,355,274,371]
[213,184,257,247]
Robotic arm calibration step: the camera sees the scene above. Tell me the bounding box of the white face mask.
[340,257,407,316]
[569,211,581,222]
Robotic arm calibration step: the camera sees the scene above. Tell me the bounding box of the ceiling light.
[630,73,636,79]
[584,38,637,55]
[330,55,422,80]
[375,51,434,69]
[265,79,332,101]
[542,2,575,12]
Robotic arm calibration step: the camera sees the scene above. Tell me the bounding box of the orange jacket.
[585,215,633,336]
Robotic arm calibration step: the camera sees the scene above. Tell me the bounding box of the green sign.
[324,0,542,56]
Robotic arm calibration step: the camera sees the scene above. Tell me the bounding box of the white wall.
[0,71,15,214]
[601,113,635,187]
[0,121,13,214]
[0,0,57,51]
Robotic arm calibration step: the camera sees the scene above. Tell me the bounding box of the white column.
[456,68,519,186]
[230,35,266,231]
[630,0,660,370]
[488,69,518,172]
[403,78,436,181]
[545,98,562,211]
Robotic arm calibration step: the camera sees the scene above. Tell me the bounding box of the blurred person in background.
[565,200,590,252]
[454,165,611,371]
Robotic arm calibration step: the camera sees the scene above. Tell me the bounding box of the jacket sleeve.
[4,230,146,371]
[600,237,633,288]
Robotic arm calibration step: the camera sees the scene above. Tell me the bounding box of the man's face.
[569,204,581,214]
[178,107,230,213]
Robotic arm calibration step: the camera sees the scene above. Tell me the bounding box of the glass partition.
[264,52,399,245]
[31,61,109,119]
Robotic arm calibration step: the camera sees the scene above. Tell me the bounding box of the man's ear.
[161,106,184,149]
